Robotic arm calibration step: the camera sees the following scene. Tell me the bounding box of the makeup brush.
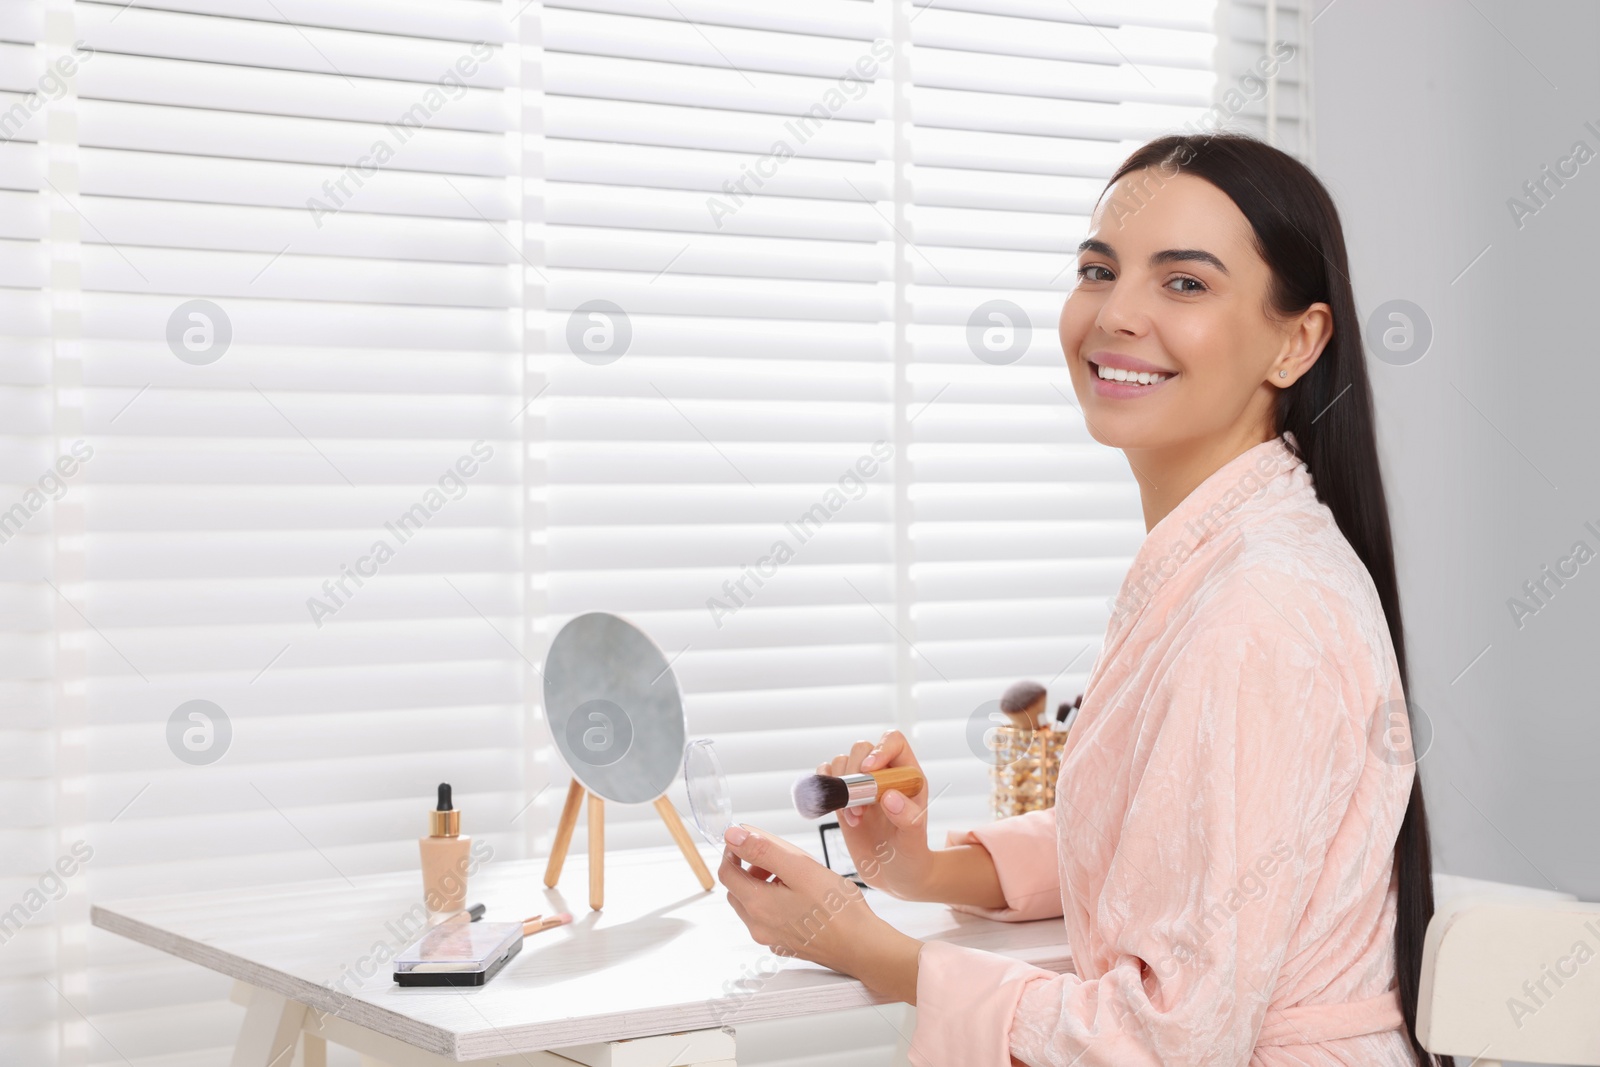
[1053,693,1083,732]
[792,765,925,820]
[1000,680,1047,731]
[522,913,572,937]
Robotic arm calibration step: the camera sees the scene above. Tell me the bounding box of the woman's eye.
[1076,265,1113,282]
[1167,275,1207,294]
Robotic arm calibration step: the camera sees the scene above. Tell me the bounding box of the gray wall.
[1310,0,1599,900]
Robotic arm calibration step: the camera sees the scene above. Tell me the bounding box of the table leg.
[230,982,739,1067]
[551,1027,736,1067]
[230,987,308,1067]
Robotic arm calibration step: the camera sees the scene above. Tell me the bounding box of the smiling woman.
[718,132,1449,1067]
[1060,159,1338,534]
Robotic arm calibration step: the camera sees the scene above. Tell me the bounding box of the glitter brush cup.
[990,726,1067,818]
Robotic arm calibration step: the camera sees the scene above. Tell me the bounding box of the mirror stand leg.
[587,793,605,910]
[545,778,584,888]
[653,795,713,891]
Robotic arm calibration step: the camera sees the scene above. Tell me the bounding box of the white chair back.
[1418,879,1599,1066]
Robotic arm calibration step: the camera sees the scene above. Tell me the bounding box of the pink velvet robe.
[909,433,1416,1066]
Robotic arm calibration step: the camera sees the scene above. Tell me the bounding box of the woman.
[717,133,1447,1067]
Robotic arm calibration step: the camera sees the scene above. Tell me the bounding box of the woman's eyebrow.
[1076,238,1230,276]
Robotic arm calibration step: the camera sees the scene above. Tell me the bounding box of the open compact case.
[684,737,872,888]
[392,920,524,987]
[682,737,734,848]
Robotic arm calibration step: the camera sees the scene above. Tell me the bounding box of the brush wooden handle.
[869,765,925,799]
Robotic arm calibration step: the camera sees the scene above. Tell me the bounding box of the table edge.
[91,904,461,1059]
[92,901,1073,1060]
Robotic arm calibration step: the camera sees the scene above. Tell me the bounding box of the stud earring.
[1278,370,1288,379]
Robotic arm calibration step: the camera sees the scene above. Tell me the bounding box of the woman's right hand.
[822,730,937,901]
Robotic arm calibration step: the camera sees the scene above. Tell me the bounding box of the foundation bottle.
[419,782,470,920]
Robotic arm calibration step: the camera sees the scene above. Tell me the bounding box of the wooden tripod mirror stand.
[543,780,712,911]
[541,612,714,910]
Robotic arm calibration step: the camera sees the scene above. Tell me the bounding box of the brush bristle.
[792,773,851,820]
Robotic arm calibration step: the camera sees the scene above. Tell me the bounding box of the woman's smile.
[1087,351,1179,399]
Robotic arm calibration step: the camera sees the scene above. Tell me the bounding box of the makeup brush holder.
[989,726,1068,819]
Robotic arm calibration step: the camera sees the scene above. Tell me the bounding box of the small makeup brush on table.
[792,764,926,820]
[522,913,572,937]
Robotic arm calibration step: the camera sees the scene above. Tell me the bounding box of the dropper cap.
[428,782,461,836]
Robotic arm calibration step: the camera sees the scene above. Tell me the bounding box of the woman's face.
[1058,168,1310,450]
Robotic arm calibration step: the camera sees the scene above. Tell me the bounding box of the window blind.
[1,3,69,1062]
[535,0,904,852]
[62,1,528,1063]
[533,0,1227,852]
[1214,0,1308,157]
[0,2,1243,1064]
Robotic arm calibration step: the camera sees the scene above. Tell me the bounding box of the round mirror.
[543,612,685,805]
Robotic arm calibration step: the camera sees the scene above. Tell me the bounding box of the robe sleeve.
[943,807,1065,922]
[909,622,1365,1067]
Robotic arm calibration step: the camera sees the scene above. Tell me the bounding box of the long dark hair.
[1104,133,1447,1067]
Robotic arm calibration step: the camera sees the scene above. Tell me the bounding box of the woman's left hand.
[718,824,922,1004]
